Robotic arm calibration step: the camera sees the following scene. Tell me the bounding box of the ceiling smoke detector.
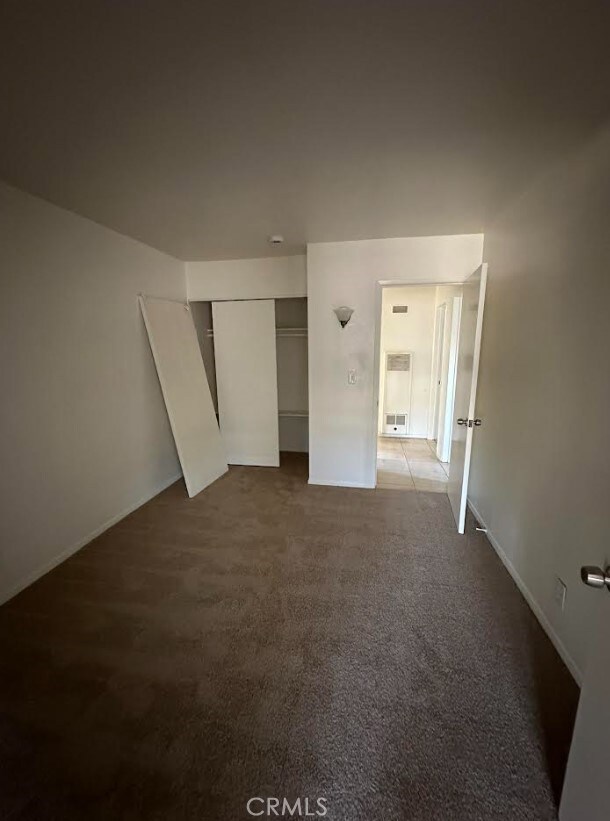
[268,234,284,245]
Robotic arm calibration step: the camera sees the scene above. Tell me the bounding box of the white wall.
[187,255,306,301]
[378,286,436,437]
[468,127,610,683]
[307,234,484,487]
[0,181,186,603]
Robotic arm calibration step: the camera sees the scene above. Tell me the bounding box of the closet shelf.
[204,327,307,338]
[276,327,308,337]
[278,410,308,418]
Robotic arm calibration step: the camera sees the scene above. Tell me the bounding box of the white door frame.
[371,280,463,488]
[437,295,462,463]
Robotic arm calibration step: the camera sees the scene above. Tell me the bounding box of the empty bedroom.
[1,2,609,820]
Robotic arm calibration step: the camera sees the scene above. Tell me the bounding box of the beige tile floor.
[376,436,449,492]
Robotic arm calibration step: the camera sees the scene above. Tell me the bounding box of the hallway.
[377,436,449,492]
[0,456,577,820]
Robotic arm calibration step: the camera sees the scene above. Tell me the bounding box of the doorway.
[375,284,461,492]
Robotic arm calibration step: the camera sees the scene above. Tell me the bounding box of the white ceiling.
[1,1,608,260]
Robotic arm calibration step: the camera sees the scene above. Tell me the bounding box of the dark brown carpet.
[0,454,578,820]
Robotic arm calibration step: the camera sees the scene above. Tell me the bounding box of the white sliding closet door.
[213,299,280,466]
[139,296,227,498]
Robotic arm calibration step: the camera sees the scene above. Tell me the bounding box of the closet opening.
[190,300,218,420]
[190,296,308,468]
[275,297,308,455]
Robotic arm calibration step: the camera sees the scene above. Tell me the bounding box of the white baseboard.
[0,471,183,607]
[308,477,375,489]
[467,499,582,685]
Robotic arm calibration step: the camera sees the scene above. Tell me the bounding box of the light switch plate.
[348,369,357,385]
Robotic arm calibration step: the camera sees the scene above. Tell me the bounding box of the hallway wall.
[0,182,186,604]
[469,126,610,682]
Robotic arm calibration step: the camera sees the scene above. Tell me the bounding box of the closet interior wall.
[190,301,218,415]
[275,297,308,453]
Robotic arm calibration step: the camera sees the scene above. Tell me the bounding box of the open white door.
[213,299,279,466]
[139,296,227,498]
[559,569,610,821]
[447,263,487,533]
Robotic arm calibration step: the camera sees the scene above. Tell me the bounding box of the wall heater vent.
[392,305,409,314]
[383,352,412,436]
[387,352,411,371]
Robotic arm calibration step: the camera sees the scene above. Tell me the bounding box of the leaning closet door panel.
[212,299,279,466]
[139,296,227,498]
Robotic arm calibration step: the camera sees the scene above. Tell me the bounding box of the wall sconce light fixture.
[333,306,354,328]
